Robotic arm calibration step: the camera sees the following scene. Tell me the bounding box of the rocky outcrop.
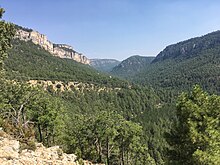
[0,129,103,165]
[15,28,90,65]
[28,80,121,92]
[53,44,90,64]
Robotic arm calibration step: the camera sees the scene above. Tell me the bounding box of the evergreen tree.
[0,8,15,73]
[167,85,220,164]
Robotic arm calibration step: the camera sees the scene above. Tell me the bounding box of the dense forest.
[0,8,219,165]
[146,31,220,93]
[111,31,220,103]
[111,55,154,78]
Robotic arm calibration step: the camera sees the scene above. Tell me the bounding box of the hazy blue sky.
[1,0,220,60]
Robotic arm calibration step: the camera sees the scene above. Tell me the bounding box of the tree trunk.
[38,123,43,142]
[106,137,110,165]
[126,150,129,165]
[98,141,102,163]
[121,147,125,165]
[46,127,49,146]
[95,138,102,163]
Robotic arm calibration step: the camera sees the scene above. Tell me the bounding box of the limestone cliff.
[15,26,90,65]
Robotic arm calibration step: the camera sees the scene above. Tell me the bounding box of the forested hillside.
[111,55,155,78]
[107,31,220,102]
[5,39,128,88]
[152,30,220,63]
[113,31,220,102]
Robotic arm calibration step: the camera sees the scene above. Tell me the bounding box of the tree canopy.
[167,85,220,164]
[0,8,15,73]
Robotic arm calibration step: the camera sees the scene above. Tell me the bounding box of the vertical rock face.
[53,44,90,64]
[15,28,90,65]
[30,31,54,54]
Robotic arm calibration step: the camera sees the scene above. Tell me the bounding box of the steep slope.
[134,31,220,100]
[90,59,120,72]
[5,39,127,87]
[111,55,155,78]
[153,30,220,63]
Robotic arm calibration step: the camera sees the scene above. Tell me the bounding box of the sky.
[1,0,220,60]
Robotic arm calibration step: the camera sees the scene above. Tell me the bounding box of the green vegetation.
[111,55,154,78]
[167,86,220,164]
[54,84,167,164]
[134,46,220,102]
[5,39,129,88]
[110,31,220,103]
[0,8,15,73]
[3,28,172,163]
[61,109,155,164]
[1,16,161,164]
[1,9,220,165]
[0,77,162,164]
[152,30,220,63]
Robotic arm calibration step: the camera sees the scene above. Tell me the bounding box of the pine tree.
[167,85,220,164]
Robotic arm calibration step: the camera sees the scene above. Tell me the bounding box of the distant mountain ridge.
[15,25,90,64]
[153,30,220,63]
[103,30,220,100]
[90,59,120,72]
[111,55,155,78]
[131,30,220,99]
